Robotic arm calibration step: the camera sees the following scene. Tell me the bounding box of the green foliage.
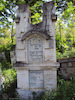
[56,51,63,60]
[0,60,11,70]
[35,75,75,100]
[30,1,43,24]
[0,26,16,53]
[62,2,75,20]
[56,48,75,60]
[0,1,5,10]
[5,50,11,63]
[0,61,17,99]
[2,68,17,97]
[55,2,75,53]
[55,79,75,100]
[0,0,43,27]
[55,19,67,53]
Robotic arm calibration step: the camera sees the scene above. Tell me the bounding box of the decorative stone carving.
[28,37,43,63]
[21,30,50,41]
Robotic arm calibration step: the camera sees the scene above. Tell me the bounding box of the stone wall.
[58,57,75,79]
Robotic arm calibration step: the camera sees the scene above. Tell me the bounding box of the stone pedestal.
[14,1,59,100]
[14,62,59,99]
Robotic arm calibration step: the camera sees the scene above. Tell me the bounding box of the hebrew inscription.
[29,71,44,89]
[28,37,43,63]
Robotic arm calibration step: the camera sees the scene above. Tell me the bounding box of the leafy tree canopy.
[0,0,75,26]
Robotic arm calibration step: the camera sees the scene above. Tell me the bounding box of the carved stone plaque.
[29,71,44,89]
[27,37,43,63]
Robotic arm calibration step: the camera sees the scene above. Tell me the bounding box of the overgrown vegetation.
[56,48,75,60]
[35,75,75,100]
[2,68,17,98]
[0,60,17,99]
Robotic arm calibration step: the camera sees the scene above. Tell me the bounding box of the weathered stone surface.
[44,70,57,90]
[44,49,56,62]
[59,57,75,79]
[16,40,25,50]
[10,51,16,65]
[17,70,29,89]
[28,37,43,63]
[45,39,54,49]
[16,89,29,100]
[16,50,26,62]
[59,57,75,62]
[21,30,50,41]
[14,62,59,69]
[17,89,44,100]
[14,1,59,100]
[29,71,44,89]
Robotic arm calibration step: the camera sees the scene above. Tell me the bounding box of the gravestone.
[14,1,59,100]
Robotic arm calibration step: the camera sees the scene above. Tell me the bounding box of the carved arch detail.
[21,30,50,41]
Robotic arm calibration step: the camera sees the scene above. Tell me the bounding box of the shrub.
[2,68,17,98]
[0,61,17,99]
[35,75,75,100]
[0,59,11,70]
[56,47,75,60]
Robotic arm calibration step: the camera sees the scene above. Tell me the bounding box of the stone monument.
[14,1,59,100]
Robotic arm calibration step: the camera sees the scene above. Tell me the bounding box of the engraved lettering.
[29,71,44,89]
[28,37,43,63]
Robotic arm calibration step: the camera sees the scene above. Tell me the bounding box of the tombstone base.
[16,88,44,100]
[15,66,59,100]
